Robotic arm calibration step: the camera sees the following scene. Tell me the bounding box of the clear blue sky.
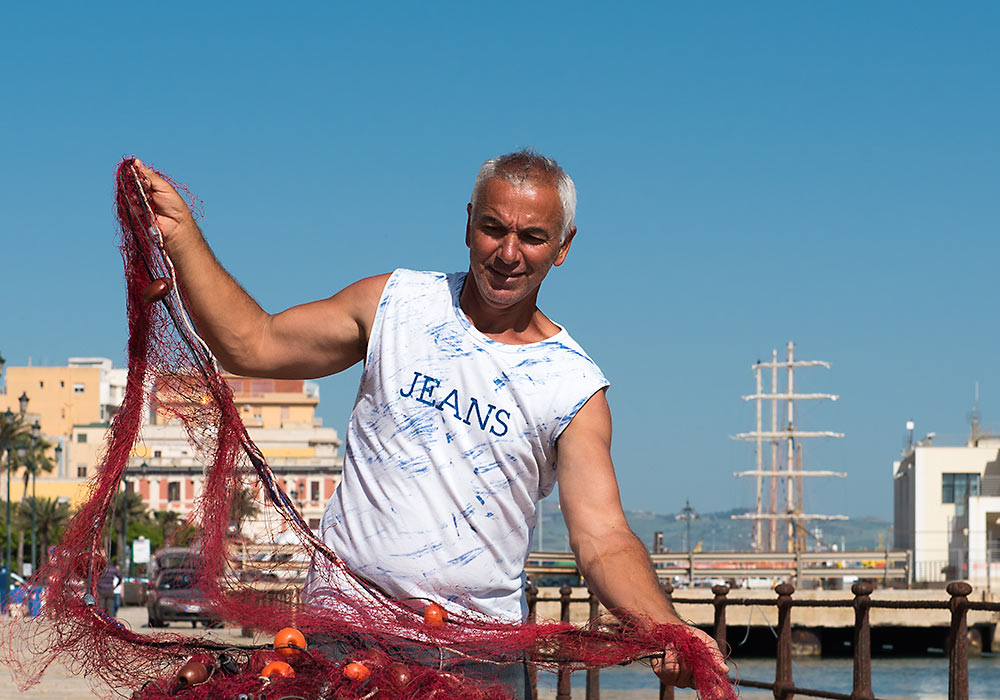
[2,3,998,521]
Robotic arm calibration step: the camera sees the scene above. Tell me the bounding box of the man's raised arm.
[556,390,729,690]
[135,161,387,379]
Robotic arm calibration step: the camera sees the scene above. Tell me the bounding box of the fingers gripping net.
[0,158,736,700]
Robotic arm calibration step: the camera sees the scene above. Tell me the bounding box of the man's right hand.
[132,159,199,246]
[127,157,388,380]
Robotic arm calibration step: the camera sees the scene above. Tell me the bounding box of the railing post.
[586,587,600,700]
[527,584,539,700]
[711,584,729,653]
[946,581,972,700]
[850,580,875,700]
[774,582,795,700]
[659,581,675,700]
[557,584,572,700]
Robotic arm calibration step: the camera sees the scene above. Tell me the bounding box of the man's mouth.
[487,266,523,280]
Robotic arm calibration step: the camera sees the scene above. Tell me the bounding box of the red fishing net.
[0,158,735,700]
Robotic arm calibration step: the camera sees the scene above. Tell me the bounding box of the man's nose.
[497,235,520,265]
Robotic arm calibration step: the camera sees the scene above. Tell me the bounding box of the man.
[136,150,728,694]
[96,563,121,617]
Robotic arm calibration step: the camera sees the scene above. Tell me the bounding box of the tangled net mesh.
[0,158,736,700]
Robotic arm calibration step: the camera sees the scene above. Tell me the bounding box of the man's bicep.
[556,391,631,545]
[253,273,390,379]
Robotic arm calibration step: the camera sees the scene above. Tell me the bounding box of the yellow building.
[0,357,126,438]
[2,360,342,526]
[1,358,126,505]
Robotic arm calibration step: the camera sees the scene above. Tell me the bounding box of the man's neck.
[459,273,560,345]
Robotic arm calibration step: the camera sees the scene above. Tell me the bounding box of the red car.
[146,568,218,628]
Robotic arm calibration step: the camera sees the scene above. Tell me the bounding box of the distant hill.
[532,504,892,553]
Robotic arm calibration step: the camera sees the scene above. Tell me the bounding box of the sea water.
[537,654,1000,699]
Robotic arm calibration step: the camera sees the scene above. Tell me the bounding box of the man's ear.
[465,202,473,248]
[553,226,577,267]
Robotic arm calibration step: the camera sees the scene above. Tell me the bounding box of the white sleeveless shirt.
[306,269,608,620]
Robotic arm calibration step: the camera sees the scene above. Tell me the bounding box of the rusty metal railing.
[526,580,1000,700]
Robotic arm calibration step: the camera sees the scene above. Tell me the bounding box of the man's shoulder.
[381,269,463,302]
[386,268,455,286]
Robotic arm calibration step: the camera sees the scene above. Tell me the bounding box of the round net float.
[142,277,172,304]
[386,662,413,689]
[170,661,209,694]
[424,602,448,628]
[260,660,295,679]
[357,648,388,671]
[342,662,371,681]
[273,627,307,659]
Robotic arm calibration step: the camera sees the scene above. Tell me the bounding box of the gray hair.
[470,149,577,241]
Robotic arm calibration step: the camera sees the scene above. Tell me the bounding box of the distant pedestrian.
[97,564,121,617]
[114,573,125,615]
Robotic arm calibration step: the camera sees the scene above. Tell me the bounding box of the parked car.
[146,568,218,628]
[149,547,202,579]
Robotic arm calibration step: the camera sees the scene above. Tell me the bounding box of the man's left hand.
[651,626,730,695]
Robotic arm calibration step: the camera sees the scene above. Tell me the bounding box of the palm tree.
[152,510,182,542]
[1,410,29,568]
[14,434,55,501]
[229,487,260,537]
[0,411,29,502]
[15,497,70,567]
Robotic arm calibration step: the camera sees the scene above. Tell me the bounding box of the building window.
[154,450,162,458]
[77,465,87,478]
[281,406,290,420]
[311,481,320,503]
[308,518,321,530]
[77,433,87,443]
[125,481,134,494]
[168,481,181,502]
[73,383,85,393]
[39,380,44,389]
[942,473,981,504]
[60,380,65,388]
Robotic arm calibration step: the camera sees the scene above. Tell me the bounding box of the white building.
[893,425,1000,587]
[126,422,342,539]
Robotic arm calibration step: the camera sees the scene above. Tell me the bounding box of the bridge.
[526,549,913,586]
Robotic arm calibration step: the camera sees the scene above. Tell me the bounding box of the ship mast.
[733,342,847,552]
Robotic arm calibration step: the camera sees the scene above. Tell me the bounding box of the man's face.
[465,178,576,311]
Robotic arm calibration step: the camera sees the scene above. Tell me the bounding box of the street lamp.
[52,443,62,567]
[1,408,13,610]
[3,390,27,610]
[30,420,40,576]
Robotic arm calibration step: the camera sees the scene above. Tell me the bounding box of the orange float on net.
[260,661,295,679]
[424,602,448,628]
[142,277,172,304]
[343,662,371,681]
[273,627,307,659]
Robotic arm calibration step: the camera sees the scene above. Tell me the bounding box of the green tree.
[1,411,29,565]
[108,491,150,567]
[11,433,55,501]
[14,497,70,567]
[229,487,260,537]
[0,411,29,496]
[152,509,182,542]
